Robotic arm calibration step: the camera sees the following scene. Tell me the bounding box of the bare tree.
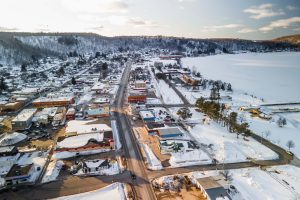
[286,140,295,151]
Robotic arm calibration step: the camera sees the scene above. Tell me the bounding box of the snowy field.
[182,52,300,103]
[169,107,278,163]
[191,166,300,200]
[245,111,300,158]
[53,183,126,200]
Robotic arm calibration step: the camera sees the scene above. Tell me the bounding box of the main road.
[112,63,156,200]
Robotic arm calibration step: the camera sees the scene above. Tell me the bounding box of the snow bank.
[111,120,122,150]
[142,144,163,170]
[53,182,126,200]
[42,160,64,183]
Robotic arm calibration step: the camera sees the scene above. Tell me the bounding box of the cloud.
[244,4,284,19]
[127,17,159,28]
[61,0,129,13]
[287,5,298,11]
[0,26,18,31]
[259,17,300,32]
[89,26,104,31]
[238,28,256,33]
[201,24,242,32]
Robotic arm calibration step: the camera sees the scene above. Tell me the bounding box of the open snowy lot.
[53,182,126,200]
[266,165,300,197]
[182,52,300,103]
[244,111,300,158]
[170,107,278,163]
[191,166,300,200]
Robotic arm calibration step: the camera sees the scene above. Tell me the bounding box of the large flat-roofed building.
[85,106,110,118]
[11,108,37,130]
[139,110,155,122]
[157,127,184,138]
[5,164,34,186]
[196,176,232,200]
[65,120,112,137]
[32,96,74,108]
[0,146,18,157]
[128,90,147,103]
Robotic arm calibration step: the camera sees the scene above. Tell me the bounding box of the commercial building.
[66,108,76,120]
[157,127,184,138]
[11,108,37,130]
[195,176,232,200]
[139,110,156,122]
[65,120,112,137]
[5,164,34,186]
[85,106,110,118]
[32,96,75,108]
[128,90,147,103]
[0,146,18,157]
[181,75,200,86]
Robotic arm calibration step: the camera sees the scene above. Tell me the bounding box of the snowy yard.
[53,183,126,200]
[191,166,300,200]
[245,112,300,158]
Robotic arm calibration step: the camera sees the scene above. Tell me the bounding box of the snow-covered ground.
[111,120,122,150]
[170,107,278,163]
[53,182,126,200]
[42,160,64,183]
[150,69,183,104]
[169,149,211,167]
[182,52,300,103]
[191,167,300,200]
[266,165,300,197]
[142,144,163,170]
[244,111,300,158]
[230,168,297,200]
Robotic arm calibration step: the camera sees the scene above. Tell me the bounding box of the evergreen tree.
[0,77,8,92]
[21,63,27,72]
[71,77,76,85]
[57,66,65,76]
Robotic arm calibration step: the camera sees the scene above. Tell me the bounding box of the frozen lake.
[182,52,300,103]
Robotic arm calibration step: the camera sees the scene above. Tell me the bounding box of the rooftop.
[12,108,37,122]
[5,164,33,178]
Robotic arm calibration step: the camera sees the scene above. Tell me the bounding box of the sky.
[0,0,299,39]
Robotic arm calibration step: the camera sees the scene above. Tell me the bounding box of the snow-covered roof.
[57,133,104,148]
[12,108,37,122]
[66,120,112,134]
[0,132,27,147]
[140,110,155,119]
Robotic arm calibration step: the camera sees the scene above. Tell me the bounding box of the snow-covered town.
[1,1,300,200]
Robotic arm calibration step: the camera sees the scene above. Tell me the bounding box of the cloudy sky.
[0,0,299,39]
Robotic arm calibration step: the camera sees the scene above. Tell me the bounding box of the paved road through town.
[112,63,156,200]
